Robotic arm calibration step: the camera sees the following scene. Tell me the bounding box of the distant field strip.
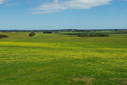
[0,41,127,60]
[0,41,127,49]
[0,41,59,48]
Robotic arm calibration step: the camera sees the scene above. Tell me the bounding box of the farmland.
[0,31,127,85]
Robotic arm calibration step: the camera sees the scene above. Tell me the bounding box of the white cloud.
[0,0,5,4]
[33,0,112,14]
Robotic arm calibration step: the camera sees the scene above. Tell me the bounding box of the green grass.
[0,32,127,85]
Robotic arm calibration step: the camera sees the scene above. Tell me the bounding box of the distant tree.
[0,34,8,39]
[29,32,36,37]
[114,29,118,31]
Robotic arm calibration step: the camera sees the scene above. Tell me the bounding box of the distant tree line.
[62,32,109,37]
[0,29,127,32]
[77,33,109,37]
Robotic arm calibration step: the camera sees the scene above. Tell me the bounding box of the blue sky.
[0,0,127,30]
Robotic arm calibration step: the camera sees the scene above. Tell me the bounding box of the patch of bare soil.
[111,78,127,85]
[71,77,95,85]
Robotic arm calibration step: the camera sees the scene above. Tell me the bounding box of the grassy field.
[0,32,127,85]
